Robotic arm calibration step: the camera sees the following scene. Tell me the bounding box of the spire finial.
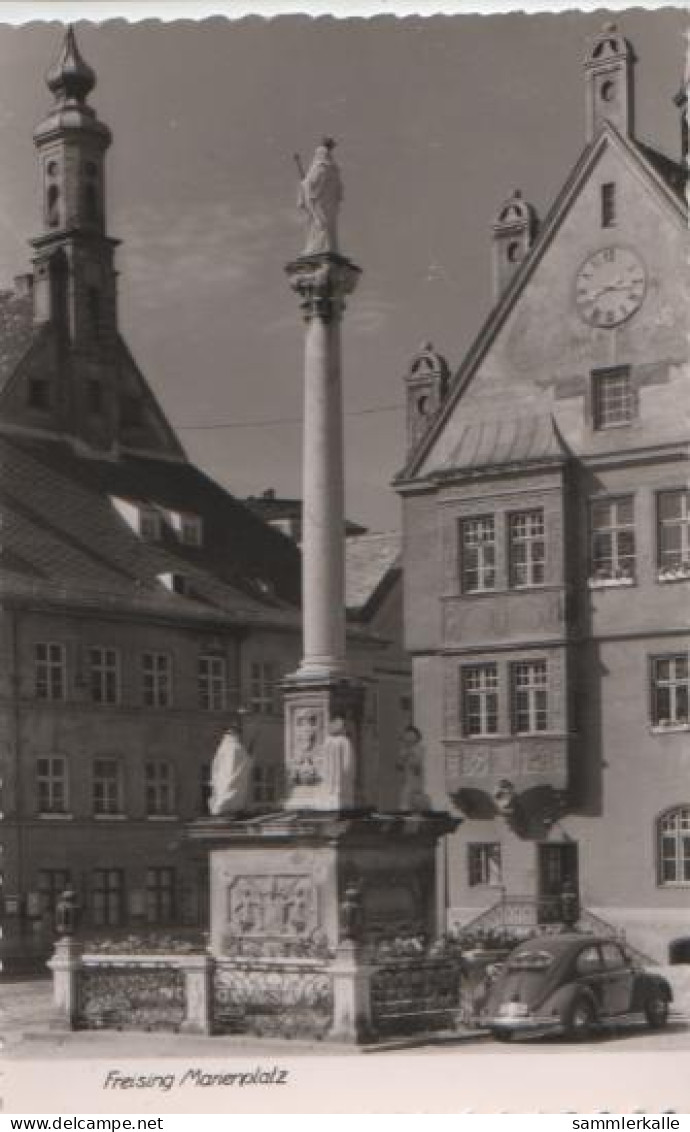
[46,25,96,104]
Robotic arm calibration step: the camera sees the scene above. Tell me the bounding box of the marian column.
[284,139,364,811]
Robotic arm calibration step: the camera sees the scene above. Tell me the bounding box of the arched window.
[87,287,101,339]
[658,807,690,886]
[46,184,60,228]
[84,183,98,223]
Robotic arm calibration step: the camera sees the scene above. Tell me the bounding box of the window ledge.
[657,571,690,584]
[651,724,690,734]
[93,813,128,821]
[37,812,74,820]
[145,814,180,822]
[587,577,636,590]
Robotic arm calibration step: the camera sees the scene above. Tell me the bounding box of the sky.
[0,8,686,531]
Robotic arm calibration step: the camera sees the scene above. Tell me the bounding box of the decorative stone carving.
[462,748,491,777]
[286,255,360,323]
[225,875,318,940]
[287,704,324,787]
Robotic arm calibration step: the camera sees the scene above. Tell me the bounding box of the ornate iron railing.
[370,958,460,1036]
[459,894,563,935]
[214,958,334,1040]
[78,962,186,1030]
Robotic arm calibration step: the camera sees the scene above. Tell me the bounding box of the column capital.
[285,252,361,322]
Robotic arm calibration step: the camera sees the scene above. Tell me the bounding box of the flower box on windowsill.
[651,721,690,734]
[587,575,635,589]
[657,565,690,584]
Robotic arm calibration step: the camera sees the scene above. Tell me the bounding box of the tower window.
[87,380,103,415]
[600,79,616,103]
[601,183,616,227]
[46,184,60,228]
[28,378,50,411]
[88,288,101,339]
[507,240,522,263]
[84,184,98,223]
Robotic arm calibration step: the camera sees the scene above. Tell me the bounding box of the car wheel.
[565,996,595,1040]
[644,993,669,1030]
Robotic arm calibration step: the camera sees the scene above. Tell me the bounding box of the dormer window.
[139,506,162,542]
[158,572,189,596]
[168,511,203,547]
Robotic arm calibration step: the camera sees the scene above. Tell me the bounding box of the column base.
[282,674,366,810]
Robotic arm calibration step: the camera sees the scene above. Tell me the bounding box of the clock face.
[575,247,646,328]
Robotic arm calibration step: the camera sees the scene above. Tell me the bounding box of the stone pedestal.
[188,811,458,1043]
[180,953,214,1035]
[330,940,373,1043]
[47,937,82,1028]
[189,811,457,958]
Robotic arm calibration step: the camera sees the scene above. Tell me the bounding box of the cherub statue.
[295,137,343,256]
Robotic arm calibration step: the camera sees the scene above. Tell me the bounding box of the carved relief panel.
[226,874,318,939]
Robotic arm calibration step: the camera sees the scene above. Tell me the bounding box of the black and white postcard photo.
[0,0,688,1117]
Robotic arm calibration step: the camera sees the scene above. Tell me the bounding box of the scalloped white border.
[0,0,685,23]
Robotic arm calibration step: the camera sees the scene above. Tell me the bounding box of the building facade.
[396,26,689,961]
[0,30,404,967]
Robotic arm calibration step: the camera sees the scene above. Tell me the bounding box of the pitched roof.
[0,288,37,393]
[636,141,687,203]
[0,431,304,629]
[246,491,368,538]
[397,124,688,485]
[345,532,401,613]
[433,413,569,477]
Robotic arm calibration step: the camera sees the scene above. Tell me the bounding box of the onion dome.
[46,26,96,104]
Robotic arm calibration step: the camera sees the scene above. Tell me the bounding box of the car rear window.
[507,949,554,971]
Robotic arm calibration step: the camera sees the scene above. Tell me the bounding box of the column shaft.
[301,310,345,677]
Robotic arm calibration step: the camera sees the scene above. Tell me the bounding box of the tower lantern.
[491,189,538,301]
[584,22,636,142]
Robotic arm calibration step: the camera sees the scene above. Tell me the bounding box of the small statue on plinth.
[295,137,343,256]
[339,881,363,943]
[322,715,356,809]
[55,886,81,938]
[209,721,253,816]
[395,725,431,812]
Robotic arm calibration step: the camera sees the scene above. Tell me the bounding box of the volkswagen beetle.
[482,933,672,1041]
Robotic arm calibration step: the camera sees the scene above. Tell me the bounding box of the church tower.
[584,22,636,142]
[31,27,120,449]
